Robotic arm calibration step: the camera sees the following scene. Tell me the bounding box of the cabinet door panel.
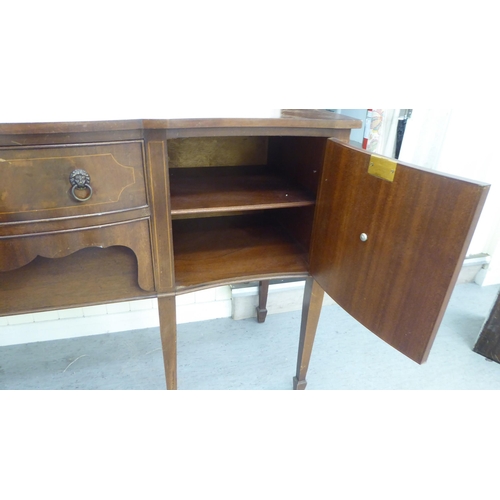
[310,139,489,363]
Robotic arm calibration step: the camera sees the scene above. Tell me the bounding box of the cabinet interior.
[168,135,328,288]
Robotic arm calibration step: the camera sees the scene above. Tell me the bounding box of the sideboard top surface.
[0,110,362,139]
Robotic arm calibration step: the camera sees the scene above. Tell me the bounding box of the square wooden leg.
[256,280,270,323]
[158,295,177,390]
[294,277,324,390]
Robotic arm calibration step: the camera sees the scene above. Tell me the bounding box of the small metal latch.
[368,154,397,182]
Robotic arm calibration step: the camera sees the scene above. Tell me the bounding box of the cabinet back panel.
[167,137,268,168]
[274,206,316,259]
[268,136,327,196]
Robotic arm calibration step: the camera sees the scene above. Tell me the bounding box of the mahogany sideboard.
[0,110,489,389]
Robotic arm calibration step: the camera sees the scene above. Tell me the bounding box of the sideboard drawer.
[0,141,147,224]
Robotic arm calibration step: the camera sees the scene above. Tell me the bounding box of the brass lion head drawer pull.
[69,169,93,202]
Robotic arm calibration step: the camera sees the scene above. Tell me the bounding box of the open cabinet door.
[309,139,489,364]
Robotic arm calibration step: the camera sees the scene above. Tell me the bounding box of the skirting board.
[231,281,334,320]
[0,257,488,346]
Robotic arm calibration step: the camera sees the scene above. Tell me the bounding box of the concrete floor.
[1,282,499,390]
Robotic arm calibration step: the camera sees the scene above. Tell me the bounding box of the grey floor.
[1,282,499,390]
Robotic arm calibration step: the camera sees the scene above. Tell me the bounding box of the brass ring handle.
[69,169,93,202]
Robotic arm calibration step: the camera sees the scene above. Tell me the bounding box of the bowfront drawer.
[0,141,147,224]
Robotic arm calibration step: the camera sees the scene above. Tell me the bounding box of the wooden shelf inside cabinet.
[169,166,315,217]
[172,214,309,289]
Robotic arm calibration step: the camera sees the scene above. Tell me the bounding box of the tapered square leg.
[158,295,177,390]
[294,277,324,390]
[256,280,270,323]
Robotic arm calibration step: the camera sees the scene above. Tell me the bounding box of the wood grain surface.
[169,166,315,216]
[172,214,309,289]
[310,139,489,364]
[0,141,147,223]
[0,246,154,317]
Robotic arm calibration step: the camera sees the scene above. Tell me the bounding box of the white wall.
[333,109,368,146]
[0,6,282,344]
[400,110,500,286]
[0,289,234,347]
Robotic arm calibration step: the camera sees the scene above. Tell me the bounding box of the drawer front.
[0,219,156,292]
[0,141,147,223]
